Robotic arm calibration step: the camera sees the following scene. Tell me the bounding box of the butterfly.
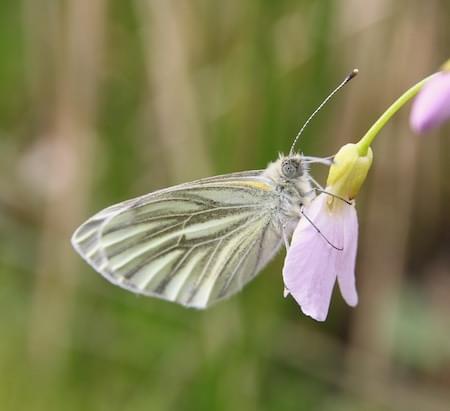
[71,155,321,308]
[71,70,357,309]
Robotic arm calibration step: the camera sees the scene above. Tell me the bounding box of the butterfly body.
[72,154,315,308]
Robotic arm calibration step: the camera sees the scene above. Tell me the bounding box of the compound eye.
[281,159,300,179]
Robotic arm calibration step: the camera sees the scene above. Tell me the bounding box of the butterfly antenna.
[289,68,359,155]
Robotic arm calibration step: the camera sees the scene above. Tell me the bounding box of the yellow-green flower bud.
[442,59,450,72]
[326,143,373,200]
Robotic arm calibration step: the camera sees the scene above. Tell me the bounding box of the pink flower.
[281,142,372,321]
[283,194,358,321]
[410,71,450,134]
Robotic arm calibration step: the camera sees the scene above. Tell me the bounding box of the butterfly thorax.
[262,154,315,232]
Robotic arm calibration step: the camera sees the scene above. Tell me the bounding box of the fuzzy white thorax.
[262,153,315,234]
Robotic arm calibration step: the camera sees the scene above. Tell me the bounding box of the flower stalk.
[356,75,435,155]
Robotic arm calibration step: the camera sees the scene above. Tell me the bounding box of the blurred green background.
[1,1,450,410]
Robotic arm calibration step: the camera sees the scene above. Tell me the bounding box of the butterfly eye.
[281,159,301,179]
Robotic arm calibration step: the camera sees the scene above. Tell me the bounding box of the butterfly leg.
[314,188,352,205]
[302,155,334,165]
[309,175,324,191]
[309,175,352,205]
[300,206,343,251]
[281,222,291,298]
[281,222,290,251]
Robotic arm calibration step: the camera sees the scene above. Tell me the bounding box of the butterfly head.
[262,153,308,185]
[281,156,303,179]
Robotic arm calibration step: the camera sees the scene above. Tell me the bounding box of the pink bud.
[410,72,450,134]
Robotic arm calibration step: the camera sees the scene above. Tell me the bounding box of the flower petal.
[336,204,359,307]
[282,194,342,321]
[410,72,450,133]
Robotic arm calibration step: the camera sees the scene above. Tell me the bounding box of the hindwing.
[72,171,283,308]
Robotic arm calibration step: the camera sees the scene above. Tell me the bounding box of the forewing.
[71,172,283,308]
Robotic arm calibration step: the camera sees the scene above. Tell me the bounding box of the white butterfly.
[71,70,357,309]
[71,155,321,308]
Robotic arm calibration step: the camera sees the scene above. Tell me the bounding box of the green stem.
[356,74,436,156]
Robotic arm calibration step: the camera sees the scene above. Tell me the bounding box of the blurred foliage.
[1,1,450,410]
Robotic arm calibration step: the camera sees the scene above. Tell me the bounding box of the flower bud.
[410,60,450,134]
[326,143,373,200]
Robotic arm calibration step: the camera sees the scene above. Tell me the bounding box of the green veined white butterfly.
[71,70,358,309]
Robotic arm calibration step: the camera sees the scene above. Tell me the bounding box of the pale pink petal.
[410,72,450,133]
[336,203,359,307]
[282,194,343,321]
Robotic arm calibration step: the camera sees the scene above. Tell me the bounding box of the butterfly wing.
[71,171,283,308]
